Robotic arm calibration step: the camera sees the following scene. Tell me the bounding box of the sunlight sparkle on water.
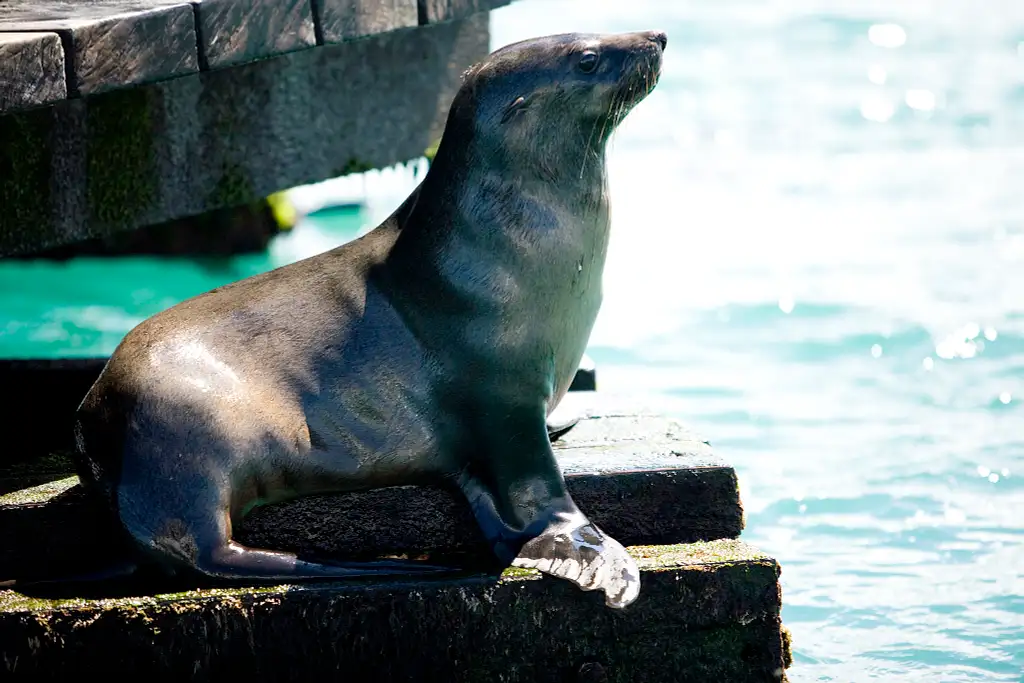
[922,357,934,371]
[871,344,883,358]
[713,129,738,147]
[905,89,937,111]
[860,94,895,122]
[868,23,907,49]
[944,507,967,524]
[868,64,887,84]
[999,392,1011,405]
[935,324,985,360]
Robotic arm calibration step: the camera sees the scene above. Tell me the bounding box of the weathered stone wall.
[0,4,510,257]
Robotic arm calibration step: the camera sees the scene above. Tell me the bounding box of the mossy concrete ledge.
[0,540,789,682]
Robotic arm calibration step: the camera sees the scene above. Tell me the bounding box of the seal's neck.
[411,145,610,256]
[386,130,611,295]
[478,120,611,189]
[428,125,610,211]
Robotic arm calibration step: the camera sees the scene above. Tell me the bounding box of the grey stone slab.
[0,541,790,683]
[0,32,67,112]
[418,0,512,24]
[0,12,490,257]
[313,0,418,43]
[0,1,199,98]
[192,0,316,70]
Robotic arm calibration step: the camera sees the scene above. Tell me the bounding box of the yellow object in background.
[266,191,298,231]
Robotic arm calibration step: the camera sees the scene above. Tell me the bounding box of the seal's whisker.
[610,88,626,128]
[580,82,622,180]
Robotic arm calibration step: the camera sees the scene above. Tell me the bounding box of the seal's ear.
[501,96,528,124]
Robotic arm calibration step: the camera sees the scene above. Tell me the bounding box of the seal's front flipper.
[511,512,640,609]
[461,403,640,608]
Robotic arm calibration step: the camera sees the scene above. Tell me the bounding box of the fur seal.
[68,29,666,609]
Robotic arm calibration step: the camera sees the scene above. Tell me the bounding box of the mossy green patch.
[86,89,157,231]
[631,539,773,571]
[498,566,541,582]
[0,107,53,251]
[781,624,793,669]
[0,583,296,614]
[0,475,78,507]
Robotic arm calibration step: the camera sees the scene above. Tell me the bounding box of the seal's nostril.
[648,30,667,50]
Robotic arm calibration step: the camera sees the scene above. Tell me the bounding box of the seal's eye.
[578,51,600,74]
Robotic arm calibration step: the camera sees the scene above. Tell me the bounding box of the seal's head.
[439,30,667,176]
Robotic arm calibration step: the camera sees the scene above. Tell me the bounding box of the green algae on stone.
[498,566,542,582]
[631,539,773,571]
[0,476,78,507]
[781,625,794,669]
[85,89,158,231]
[0,582,299,614]
[0,108,53,251]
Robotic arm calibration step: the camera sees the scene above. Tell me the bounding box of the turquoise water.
[2,0,1023,679]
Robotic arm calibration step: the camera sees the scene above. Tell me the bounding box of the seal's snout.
[610,30,665,107]
[647,30,667,51]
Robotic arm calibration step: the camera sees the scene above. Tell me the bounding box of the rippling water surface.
[2,1,1023,680]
